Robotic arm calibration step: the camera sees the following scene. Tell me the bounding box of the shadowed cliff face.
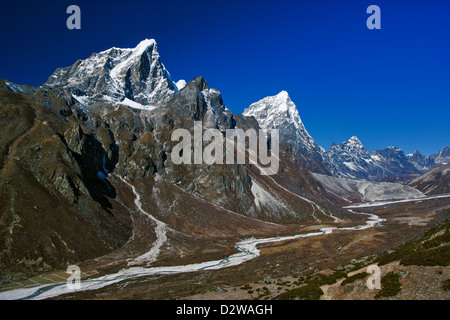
[0,87,133,278]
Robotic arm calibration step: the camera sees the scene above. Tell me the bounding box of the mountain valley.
[0,39,448,300]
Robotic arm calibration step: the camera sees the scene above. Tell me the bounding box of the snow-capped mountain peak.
[243,90,304,133]
[243,91,330,173]
[43,38,178,109]
[348,135,362,144]
[342,136,364,151]
[108,39,158,83]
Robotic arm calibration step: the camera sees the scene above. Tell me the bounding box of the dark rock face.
[0,87,132,278]
[131,76,256,215]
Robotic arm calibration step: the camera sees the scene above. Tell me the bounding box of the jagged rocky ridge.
[409,146,450,170]
[325,139,421,182]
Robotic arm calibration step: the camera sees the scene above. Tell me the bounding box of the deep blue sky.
[1,0,449,155]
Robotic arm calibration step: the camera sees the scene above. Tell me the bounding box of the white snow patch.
[175,79,186,91]
[343,161,358,171]
[250,180,279,210]
[72,95,91,107]
[120,98,157,110]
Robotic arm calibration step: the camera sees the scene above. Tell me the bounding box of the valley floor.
[1,192,448,300]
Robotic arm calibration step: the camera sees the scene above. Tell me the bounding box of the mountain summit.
[346,136,364,149]
[243,91,308,143]
[243,91,329,173]
[325,136,374,179]
[43,39,178,108]
[325,137,423,181]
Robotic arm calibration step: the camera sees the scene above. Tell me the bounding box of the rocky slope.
[409,164,450,195]
[0,86,133,278]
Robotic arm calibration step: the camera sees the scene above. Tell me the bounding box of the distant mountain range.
[242,91,449,183]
